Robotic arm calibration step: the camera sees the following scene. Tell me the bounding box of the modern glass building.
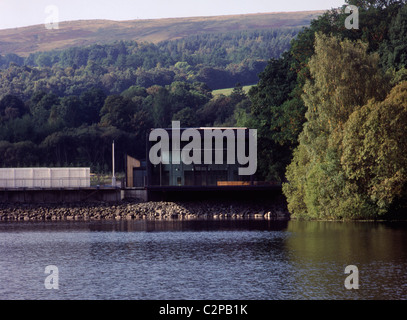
[145,127,256,188]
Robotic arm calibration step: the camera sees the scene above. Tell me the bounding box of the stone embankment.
[0,197,289,221]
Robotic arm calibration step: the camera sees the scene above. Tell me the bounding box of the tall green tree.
[283,33,390,219]
[247,51,304,181]
[379,4,407,70]
[342,81,407,215]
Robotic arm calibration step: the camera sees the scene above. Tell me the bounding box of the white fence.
[0,168,90,189]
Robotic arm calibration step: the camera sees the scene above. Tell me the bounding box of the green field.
[212,85,254,96]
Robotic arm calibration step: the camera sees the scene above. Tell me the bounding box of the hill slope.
[0,11,324,56]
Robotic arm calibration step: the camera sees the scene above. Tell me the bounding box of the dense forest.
[0,28,299,95]
[0,28,296,171]
[245,0,407,219]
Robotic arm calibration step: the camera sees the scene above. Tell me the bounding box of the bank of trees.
[0,28,292,172]
[283,35,407,219]
[243,0,407,219]
[0,28,299,99]
[0,80,251,172]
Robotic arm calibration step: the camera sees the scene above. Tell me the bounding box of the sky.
[0,0,347,30]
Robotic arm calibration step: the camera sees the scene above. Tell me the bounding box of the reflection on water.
[285,221,407,300]
[0,219,289,233]
[0,219,407,300]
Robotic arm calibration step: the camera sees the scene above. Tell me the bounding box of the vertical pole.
[124,153,127,188]
[159,163,162,186]
[112,140,116,187]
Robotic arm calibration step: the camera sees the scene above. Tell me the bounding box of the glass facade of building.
[146,128,254,187]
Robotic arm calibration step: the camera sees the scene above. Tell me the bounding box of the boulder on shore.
[0,197,290,221]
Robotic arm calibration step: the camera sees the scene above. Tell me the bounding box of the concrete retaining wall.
[0,188,121,203]
[121,189,148,201]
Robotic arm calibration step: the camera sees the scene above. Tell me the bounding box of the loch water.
[1,219,407,300]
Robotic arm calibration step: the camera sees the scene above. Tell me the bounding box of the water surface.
[1,219,406,300]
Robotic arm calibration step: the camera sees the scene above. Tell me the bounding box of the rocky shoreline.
[0,197,290,221]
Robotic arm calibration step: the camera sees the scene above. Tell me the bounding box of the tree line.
[0,80,250,172]
[0,28,299,98]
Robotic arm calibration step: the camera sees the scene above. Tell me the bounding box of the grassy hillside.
[212,85,254,96]
[0,11,324,57]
